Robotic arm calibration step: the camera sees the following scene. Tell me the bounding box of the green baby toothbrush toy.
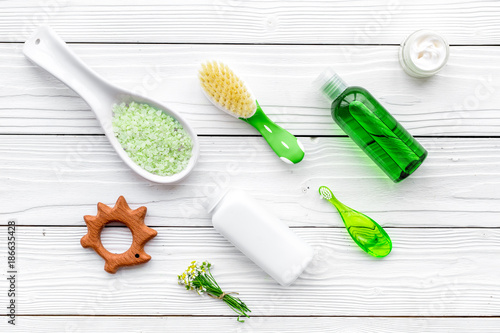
[319,186,392,257]
[199,61,305,164]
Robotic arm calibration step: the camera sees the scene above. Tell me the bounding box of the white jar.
[399,30,449,78]
[209,189,314,287]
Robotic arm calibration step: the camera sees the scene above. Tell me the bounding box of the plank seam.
[1,133,500,139]
[5,314,500,318]
[3,41,500,47]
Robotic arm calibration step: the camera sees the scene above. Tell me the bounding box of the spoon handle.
[23,26,116,121]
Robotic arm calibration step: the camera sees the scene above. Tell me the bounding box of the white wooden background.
[1,0,500,332]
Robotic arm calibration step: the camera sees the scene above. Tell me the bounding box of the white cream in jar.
[399,30,449,78]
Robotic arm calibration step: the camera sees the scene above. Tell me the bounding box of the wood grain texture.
[1,0,500,44]
[2,226,500,316]
[2,0,500,326]
[3,317,500,333]
[1,44,499,136]
[1,135,499,228]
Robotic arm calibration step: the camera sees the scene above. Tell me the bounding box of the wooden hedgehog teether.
[81,196,157,274]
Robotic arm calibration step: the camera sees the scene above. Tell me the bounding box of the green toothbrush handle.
[243,102,305,164]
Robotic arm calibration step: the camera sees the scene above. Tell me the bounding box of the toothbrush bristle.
[199,61,257,118]
[319,186,332,200]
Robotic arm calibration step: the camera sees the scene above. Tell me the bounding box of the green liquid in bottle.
[317,70,427,182]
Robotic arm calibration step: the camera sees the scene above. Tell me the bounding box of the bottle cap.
[206,187,230,214]
[314,68,348,101]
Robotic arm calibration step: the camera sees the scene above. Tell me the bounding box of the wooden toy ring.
[81,196,157,274]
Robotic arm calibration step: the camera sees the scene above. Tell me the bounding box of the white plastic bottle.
[208,189,314,287]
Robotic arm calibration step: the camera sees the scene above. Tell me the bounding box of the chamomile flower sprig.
[178,261,251,322]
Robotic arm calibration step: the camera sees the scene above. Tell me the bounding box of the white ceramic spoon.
[23,26,199,184]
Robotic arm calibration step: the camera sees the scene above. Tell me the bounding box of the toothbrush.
[198,61,305,164]
[319,186,392,258]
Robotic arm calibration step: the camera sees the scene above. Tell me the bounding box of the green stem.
[193,268,251,322]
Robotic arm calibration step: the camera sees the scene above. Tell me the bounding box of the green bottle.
[316,69,427,182]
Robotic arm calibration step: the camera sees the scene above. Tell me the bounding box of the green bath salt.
[112,102,193,176]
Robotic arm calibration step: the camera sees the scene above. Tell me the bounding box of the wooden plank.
[2,226,500,316]
[1,44,500,136]
[1,1,500,45]
[1,135,499,228]
[3,316,500,332]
